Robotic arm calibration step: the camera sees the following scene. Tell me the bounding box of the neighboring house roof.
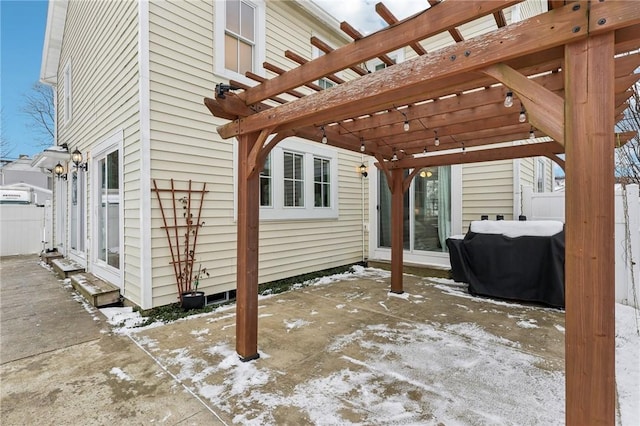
[40,0,344,85]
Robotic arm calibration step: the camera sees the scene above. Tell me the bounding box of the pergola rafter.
[204,1,640,424]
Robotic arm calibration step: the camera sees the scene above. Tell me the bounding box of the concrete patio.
[123,267,567,424]
[4,254,613,424]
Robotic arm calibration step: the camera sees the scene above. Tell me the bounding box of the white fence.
[0,202,53,256]
[523,184,640,308]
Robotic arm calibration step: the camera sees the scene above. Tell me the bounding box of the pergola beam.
[218,3,588,139]
[564,32,616,425]
[482,63,565,145]
[238,0,522,105]
[385,141,563,170]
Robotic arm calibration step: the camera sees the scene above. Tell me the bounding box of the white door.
[91,131,123,287]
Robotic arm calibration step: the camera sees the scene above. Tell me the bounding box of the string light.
[504,91,514,108]
[461,140,466,154]
[434,130,440,147]
[392,150,398,161]
[529,126,535,139]
[396,106,410,132]
[423,146,427,154]
[519,104,526,123]
[321,126,327,144]
[360,138,365,152]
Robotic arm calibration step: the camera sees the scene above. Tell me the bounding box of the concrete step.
[40,250,64,266]
[52,258,85,279]
[70,273,121,307]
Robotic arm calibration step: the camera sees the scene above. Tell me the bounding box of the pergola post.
[236,132,261,362]
[390,168,404,293]
[564,33,615,424]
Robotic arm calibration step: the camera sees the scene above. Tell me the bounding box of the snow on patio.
[101,267,639,425]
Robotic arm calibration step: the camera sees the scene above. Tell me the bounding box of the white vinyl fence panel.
[0,204,49,256]
[522,184,640,308]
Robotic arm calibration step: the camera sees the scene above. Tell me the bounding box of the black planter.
[181,291,205,310]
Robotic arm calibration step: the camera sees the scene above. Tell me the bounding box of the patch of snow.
[378,301,389,311]
[387,291,410,300]
[554,324,565,333]
[109,367,132,381]
[335,304,345,309]
[190,328,209,336]
[616,304,640,425]
[470,219,563,237]
[284,319,311,332]
[516,319,539,329]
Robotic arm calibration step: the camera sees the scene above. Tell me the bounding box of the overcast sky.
[311,0,428,34]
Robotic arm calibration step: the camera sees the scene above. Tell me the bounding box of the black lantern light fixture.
[359,163,368,178]
[71,148,88,171]
[54,162,67,180]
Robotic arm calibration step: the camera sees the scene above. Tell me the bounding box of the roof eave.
[40,0,68,86]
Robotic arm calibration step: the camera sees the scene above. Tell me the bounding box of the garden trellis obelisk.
[152,179,208,302]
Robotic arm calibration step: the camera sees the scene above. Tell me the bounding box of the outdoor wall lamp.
[215,83,240,99]
[71,148,88,171]
[359,163,368,178]
[54,162,67,180]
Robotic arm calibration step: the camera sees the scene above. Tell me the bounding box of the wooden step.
[40,250,64,265]
[70,273,121,307]
[51,258,85,279]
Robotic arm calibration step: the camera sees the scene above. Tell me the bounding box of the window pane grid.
[225,0,255,74]
[284,152,304,207]
[314,157,330,208]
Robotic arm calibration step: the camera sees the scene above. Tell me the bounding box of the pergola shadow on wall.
[204,1,639,423]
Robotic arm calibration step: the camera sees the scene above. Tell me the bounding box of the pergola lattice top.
[206,0,639,181]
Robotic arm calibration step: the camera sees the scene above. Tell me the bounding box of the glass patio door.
[91,139,122,286]
[377,167,451,253]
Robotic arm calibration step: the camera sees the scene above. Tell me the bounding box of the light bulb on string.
[392,151,398,161]
[519,105,526,123]
[434,130,440,147]
[529,127,535,139]
[403,120,410,132]
[360,139,365,152]
[504,91,514,108]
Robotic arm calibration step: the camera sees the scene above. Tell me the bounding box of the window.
[63,60,72,124]
[314,157,330,208]
[283,151,304,207]
[536,159,546,192]
[234,138,339,220]
[318,78,335,90]
[215,0,265,83]
[225,0,255,75]
[260,154,272,207]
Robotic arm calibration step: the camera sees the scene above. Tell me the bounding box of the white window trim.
[90,129,124,287]
[368,162,462,268]
[214,0,266,86]
[535,157,547,193]
[233,137,339,221]
[62,59,72,125]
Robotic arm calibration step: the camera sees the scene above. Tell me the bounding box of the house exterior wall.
[147,0,367,307]
[55,0,141,301]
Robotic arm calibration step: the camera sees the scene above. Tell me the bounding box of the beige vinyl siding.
[462,161,514,231]
[148,1,366,307]
[57,0,141,303]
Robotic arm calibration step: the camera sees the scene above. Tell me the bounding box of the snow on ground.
[615,303,640,425]
[96,266,639,424]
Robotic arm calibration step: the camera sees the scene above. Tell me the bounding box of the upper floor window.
[225,0,255,75]
[63,60,72,125]
[215,0,265,84]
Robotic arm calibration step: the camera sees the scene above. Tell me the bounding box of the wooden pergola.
[205,1,639,423]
